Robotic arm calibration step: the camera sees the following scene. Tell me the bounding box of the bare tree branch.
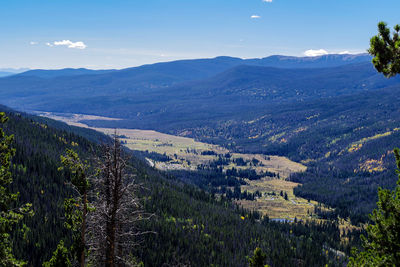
[87,133,154,266]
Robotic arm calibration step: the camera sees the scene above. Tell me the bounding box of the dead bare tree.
[88,134,153,266]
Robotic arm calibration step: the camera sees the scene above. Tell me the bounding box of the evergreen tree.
[59,149,92,267]
[348,22,400,265]
[42,241,71,267]
[248,247,268,267]
[44,149,93,266]
[369,22,400,77]
[349,148,400,266]
[0,112,32,266]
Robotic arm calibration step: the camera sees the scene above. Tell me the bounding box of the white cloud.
[251,15,261,19]
[53,40,87,49]
[262,0,273,2]
[303,49,329,57]
[303,49,360,57]
[30,41,38,45]
[46,42,53,47]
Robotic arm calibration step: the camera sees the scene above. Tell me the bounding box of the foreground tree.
[349,149,400,266]
[368,21,400,77]
[0,112,32,266]
[88,135,151,266]
[350,24,400,265]
[44,149,93,267]
[60,149,92,267]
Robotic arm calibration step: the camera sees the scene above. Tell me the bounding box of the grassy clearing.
[230,153,306,179]
[39,112,305,174]
[238,178,322,221]
[39,112,319,220]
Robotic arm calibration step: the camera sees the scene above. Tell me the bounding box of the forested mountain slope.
[15,68,115,79]
[0,54,371,109]
[2,106,354,266]
[245,53,371,68]
[0,61,397,132]
[3,107,107,265]
[13,53,370,80]
[1,54,400,227]
[29,62,399,133]
[181,84,400,223]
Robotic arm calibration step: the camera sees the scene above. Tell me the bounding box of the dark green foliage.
[21,62,398,224]
[58,149,92,266]
[42,240,71,267]
[182,85,400,223]
[2,107,356,266]
[60,149,90,195]
[348,149,400,266]
[248,247,268,267]
[0,109,102,265]
[0,112,32,267]
[369,22,400,77]
[133,172,351,266]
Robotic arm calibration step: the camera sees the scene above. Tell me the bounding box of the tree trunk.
[80,190,87,267]
[105,217,115,267]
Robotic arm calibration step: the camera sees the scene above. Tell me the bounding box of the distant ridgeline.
[1,53,399,224]
[2,105,361,266]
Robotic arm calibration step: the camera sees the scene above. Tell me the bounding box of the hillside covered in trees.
[1,106,361,266]
[2,53,400,226]
[3,0,400,265]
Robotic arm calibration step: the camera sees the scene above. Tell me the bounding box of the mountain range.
[0,53,388,125]
[1,53,400,222]
[0,68,29,77]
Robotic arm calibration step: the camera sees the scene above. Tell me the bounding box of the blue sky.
[2,0,400,69]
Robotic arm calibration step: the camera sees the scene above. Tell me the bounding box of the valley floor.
[38,111,325,221]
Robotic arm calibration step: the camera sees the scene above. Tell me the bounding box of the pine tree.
[42,241,71,267]
[45,149,93,266]
[0,112,32,266]
[349,148,400,266]
[59,149,92,267]
[248,247,269,267]
[349,21,400,266]
[368,22,400,77]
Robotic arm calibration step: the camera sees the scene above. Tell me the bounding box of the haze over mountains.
[0,68,30,77]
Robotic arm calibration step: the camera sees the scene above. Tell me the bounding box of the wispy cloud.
[46,42,53,47]
[52,40,87,49]
[262,0,273,2]
[251,15,261,19]
[30,41,38,45]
